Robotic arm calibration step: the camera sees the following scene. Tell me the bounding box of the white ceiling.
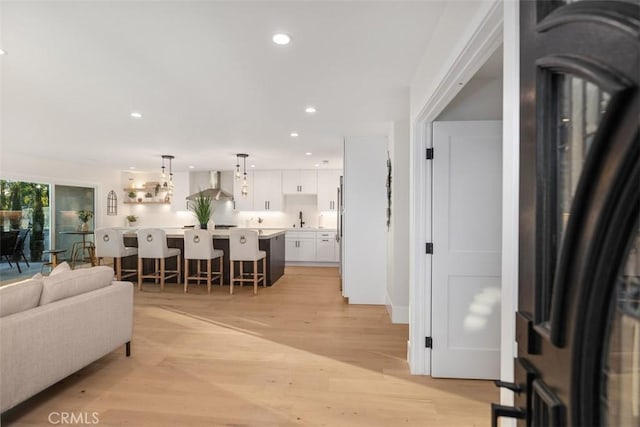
[1,1,449,172]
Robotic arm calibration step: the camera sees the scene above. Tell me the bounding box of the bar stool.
[184,229,224,294]
[136,228,181,291]
[229,229,266,295]
[41,249,66,274]
[94,228,138,281]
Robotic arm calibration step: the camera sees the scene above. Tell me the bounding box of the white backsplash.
[123,168,338,229]
[211,194,337,229]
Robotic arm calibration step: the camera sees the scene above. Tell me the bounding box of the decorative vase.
[81,222,89,232]
[200,223,207,230]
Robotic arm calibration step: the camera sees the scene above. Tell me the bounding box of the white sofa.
[0,264,133,413]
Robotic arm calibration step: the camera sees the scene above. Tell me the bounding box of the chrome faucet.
[299,211,305,228]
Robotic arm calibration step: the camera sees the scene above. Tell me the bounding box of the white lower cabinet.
[315,231,337,262]
[286,230,338,263]
[285,232,316,262]
[315,238,334,262]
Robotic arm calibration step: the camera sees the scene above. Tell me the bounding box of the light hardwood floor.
[2,267,496,426]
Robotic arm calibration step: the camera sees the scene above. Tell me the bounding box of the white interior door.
[431,120,502,379]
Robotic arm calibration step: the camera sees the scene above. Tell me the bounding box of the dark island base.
[122,233,285,286]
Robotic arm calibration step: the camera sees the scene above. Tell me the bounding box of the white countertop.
[285,228,336,232]
[123,228,286,239]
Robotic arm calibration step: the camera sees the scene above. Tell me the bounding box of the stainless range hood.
[187,171,234,201]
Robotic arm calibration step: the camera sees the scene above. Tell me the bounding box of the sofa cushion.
[0,278,44,317]
[40,266,115,306]
[50,261,71,276]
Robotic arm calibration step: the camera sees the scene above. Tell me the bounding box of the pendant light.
[161,155,175,194]
[161,157,167,187]
[236,153,249,197]
[235,154,241,180]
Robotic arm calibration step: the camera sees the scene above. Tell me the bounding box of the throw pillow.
[49,261,71,276]
[40,266,115,306]
[0,278,44,317]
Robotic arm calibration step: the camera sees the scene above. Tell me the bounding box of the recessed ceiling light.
[251,164,256,168]
[314,164,320,167]
[0,49,6,56]
[130,112,142,118]
[290,132,299,137]
[188,165,195,169]
[305,152,312,156]
[305,107,316,114]
[129,166,136,170]
[272,33,291,45]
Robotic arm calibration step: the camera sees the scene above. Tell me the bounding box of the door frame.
[408,0,506,378]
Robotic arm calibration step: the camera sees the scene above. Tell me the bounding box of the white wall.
[343,136,387,305]
[410,0,497,122]
[437,78,502,121]
[0,152,125,230]
[386,120,410,323]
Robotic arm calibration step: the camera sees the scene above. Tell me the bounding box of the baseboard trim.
[285,261,338,267]
[386,293,409,324]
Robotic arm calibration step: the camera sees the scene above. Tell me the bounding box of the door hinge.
[425,337,433,348]
[426,148,434,160]
[425,243,433,254]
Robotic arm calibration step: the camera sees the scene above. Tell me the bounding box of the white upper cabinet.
[233,171,253,211]
[316,170,342,211]
[252,171,282,211]
[282,170,317,194]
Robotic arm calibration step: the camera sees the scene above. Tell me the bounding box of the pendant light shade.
[236,154,249,197]
[161,155,175,194]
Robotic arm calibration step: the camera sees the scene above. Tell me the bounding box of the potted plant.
[126,214,138,227]
[154,183,161,201]
[77,210,93,232]
[189,193,213,229]
[128,191,136,202]
[144,192,153,202]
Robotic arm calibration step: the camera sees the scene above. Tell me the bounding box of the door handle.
[490,403,525,427]
[494,380,522,393]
